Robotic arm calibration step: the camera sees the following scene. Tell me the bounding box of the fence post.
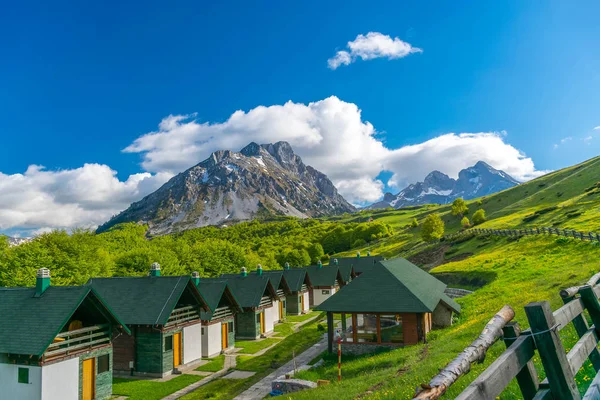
[502,322,539,400]
[524,301,580,399]
[579,286,600,338]
[561,291,600,372]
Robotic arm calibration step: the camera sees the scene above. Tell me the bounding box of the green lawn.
[235,338,281,354]
[195,355,225,372]
[289,236,600,399]
[112,375,202,400]
[286,311,319,323]
[274,321,294,336]
[182,317,326,399]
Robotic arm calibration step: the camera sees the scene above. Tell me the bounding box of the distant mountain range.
[97,142,355,235]
[2,236,32,247]
[368,161,520,209]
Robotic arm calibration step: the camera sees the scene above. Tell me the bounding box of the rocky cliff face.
[369,161,519,209]
[97,142,355,235]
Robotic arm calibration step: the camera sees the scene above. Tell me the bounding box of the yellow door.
[222,323,228,350]
[260,312,265,334]
[82,358,95,400]
[173,332,182,368]
[300,295,305,312]
[279,302,284,320]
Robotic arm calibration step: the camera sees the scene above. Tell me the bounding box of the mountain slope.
[370,161,519,209]
[97,142,355,235]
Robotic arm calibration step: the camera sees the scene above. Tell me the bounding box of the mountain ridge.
[368,161,520,209]
[97,141,355,235]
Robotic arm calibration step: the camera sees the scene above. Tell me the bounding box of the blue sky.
[1,1,599,234]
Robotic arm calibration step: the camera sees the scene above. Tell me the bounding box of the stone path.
[223,370,256,379]
[232,335,327,400]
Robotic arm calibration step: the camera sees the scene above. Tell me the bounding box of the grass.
[235,338,281,354]
[288,236,600,399]
[195,355,225,372]
[112,375,202,400]
[274,321,295,336]
[286,310,319,323]
[182,317,326,399]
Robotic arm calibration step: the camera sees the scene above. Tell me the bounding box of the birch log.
[413,305,515,400]
[560,272,600,298]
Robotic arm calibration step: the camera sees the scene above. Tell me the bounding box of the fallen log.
[560,272,600,298]
[413,305,515,400]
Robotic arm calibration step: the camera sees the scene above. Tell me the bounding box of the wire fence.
[445,226,600,242]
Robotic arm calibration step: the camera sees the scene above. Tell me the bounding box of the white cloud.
[327,32,422,70]
[583,136,593,143]
[561,137,572,144]
[594,126,600,130]
[125,96,544,202]
[0,164,170,232]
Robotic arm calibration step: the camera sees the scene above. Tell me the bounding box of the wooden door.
[300,294,305,312]
[259,312,265,334]
[279,301,284,320]
[82,358,95,400]
[173,332,182,367]
[221,323,228,350]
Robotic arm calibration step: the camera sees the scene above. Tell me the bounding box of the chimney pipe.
[367,251,371,257]
[284,262,290,270]
[256,264,263,276]
[333,258,338,265]
[34,268,51,297]
[317,260,323,269]
[356,251,361,259]
[191,271,200,286]
[241,267,248,277]
[150,262,161,277]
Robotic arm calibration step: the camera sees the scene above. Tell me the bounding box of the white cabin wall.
[183,322,202,364]
[312,287,336,306]
[0,363,42,400]
[302,292,310,312]
[201,323,222,358]
[264,306,276,333]
[41,357,79,400]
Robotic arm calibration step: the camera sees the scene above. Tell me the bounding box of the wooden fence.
[414,273,600,400]
[445,227,600,242]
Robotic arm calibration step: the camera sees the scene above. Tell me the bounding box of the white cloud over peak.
[0,164,170,233]
[125,96,544,202]
[327,32,422,70]
[1,96,545,233]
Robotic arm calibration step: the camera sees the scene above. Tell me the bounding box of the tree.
[411,218,418,228]
[461,216,471,229]
[421,213,445,242]
[451,198,469,217]
[473,209,487,225]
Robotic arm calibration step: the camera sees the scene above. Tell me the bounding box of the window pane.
[18,367,29,384]
[356,314,378,343]
[98,354,110,374]
[322,290,330,295]
[164,335,173,351]
[380,314,403,343]
[339,313,354,343]
[228,322,234,331]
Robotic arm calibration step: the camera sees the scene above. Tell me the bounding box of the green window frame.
[18,367,29,384]
[98,354,110,374]
[164,335,173,351]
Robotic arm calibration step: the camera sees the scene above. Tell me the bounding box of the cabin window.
[164,335,173,351]
[18,367,29,384]
[256,314,261,323]
[322,290,330,295]
[228,321,234,332]
[380,314,403,343]
[201,327,205,335]
[98,354,110,373]
[355,314,378,343]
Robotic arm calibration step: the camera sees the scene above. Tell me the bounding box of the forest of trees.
[0,219,393,287]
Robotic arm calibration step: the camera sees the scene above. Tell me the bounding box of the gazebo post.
[327,312,334,353]
[341,313,347,332]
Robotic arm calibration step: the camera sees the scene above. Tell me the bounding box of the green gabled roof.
[216,274,276,309]
[196,280,241,320]
[304,264,341,287]
[316,258,461,314]
[336,264,354,283]
[334,255,384,274]
[0,286,130,357]
[282,268,311,292]
[88,276,208,326]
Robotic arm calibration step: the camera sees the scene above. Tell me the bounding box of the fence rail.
[445,227,600,242]
[414,273,600,400]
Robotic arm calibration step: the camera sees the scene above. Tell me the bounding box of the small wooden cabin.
[317,258,461,355]
[192,274,242,358]
[0,268,130,400]
[217,268,278,340]
[282,263,312,315]
[260,267,292,322]
[88,264,209,377]
[304,261,344,307]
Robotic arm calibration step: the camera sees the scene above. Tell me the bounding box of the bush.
[317,324,325,332]
[352,239,367,248]
[472,209,487,225]
[555,237,570,245]
[421,213,445,242]
[451,198,469,217]
[461,216,471,229]
[410,218,418,228]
